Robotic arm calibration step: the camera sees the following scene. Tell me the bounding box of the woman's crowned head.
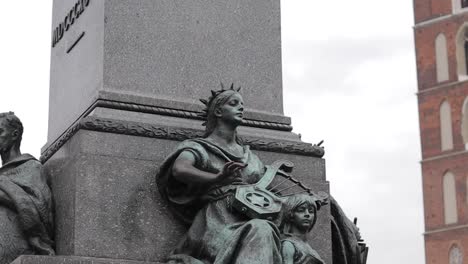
[199,83,243,136]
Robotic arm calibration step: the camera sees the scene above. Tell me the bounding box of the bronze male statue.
[0,112,55,264]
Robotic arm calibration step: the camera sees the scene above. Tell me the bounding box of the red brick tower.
[414,0,468,263]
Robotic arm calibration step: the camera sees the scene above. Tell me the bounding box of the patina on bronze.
[280,194,325,264]
[157,86,284,264]
[157,86,367,264]
[0,112,55,264]
[331,196,369,264]
[232,159,328,221]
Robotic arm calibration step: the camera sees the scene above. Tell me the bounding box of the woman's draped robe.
[0,154,55,264]
[281,235,325,264]
[157,139,282,264]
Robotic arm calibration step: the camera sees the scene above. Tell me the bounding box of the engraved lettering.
[69,9,75,25]
[64,16,70,31]
[52,28,58,48]
[67,32,85,54]
[58,23,64,40]
[80,0,86,13]
[74,2,81,18]
[51,0,91,48]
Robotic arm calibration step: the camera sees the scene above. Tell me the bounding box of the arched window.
[443,172,458,224]
[449,245,463,264]
[462,97,468,149]
[456,25,468,80]
[440,100,454,151]
[463,0,468,8]
[436,34,449,82]
[453,0,468,12]
[454,0,468,12]
[466,177,468,203]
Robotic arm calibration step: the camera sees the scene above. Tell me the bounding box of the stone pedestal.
[12,255,161,264]
[47,0,287,146]
[32,0,332,263]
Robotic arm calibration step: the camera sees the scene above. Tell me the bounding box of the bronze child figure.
[0,112,55,264]
[280,194,325,264]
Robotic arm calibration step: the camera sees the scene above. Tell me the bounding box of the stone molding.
[94,100,293,131]
[40,116,324,163]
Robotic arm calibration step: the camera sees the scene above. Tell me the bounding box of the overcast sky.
[0,1,423,263]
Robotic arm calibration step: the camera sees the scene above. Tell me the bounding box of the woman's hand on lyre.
[215,161,248,181]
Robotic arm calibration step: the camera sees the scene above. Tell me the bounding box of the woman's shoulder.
[175,139,210,161]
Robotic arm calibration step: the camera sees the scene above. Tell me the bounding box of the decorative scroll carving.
[242,137,325,157]
[40,116,324,163]
[40,123,81,163]
[95,100,293,132]
[81,117,204,141]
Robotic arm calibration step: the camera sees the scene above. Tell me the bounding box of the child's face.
[292,203,315,231]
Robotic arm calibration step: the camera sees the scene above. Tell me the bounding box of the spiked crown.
[198,83,241,126]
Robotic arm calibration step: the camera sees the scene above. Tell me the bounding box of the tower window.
[435,34,449,82]
[440,100,454,151]
[462,0,468,8]
[449,245,463,264]
[443,172,458,224]
[462,97,468,149]
[465,39,468,72]
[456,26,468,80]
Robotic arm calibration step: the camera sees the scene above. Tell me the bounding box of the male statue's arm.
[0,179,15,209]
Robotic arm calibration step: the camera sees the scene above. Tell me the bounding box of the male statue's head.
[0,112,23,154]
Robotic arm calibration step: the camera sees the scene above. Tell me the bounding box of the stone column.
[14,1,331,263]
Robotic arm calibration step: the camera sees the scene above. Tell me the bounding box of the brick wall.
[425,228,468,264]
[414,14,468,91]
[414,0,452,24]
[418,84,468,158]
[414,1,468,263]
[422,154,468,229]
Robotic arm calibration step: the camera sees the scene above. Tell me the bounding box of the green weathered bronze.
[330,196,369,264]
[157,86,367,264]
[157,87,284,263]
[0,112,55,264]
[280,194,325,264]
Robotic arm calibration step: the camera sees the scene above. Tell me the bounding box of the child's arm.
[281,240,295,264]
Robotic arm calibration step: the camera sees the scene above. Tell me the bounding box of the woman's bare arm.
[172,151,247,184]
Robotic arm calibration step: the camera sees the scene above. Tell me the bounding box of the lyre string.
[267,177,291,191]
[272,183,300,195]
[278,189,311,197]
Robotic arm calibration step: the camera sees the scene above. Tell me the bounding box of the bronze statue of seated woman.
[156,85,365,264]
[157,86,284,263]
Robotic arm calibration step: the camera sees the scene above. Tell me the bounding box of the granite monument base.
[12,256,161,264]
[41,109,331,263]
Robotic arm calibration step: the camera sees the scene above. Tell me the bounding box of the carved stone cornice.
[41,117,324,163]
[94,100,293,131]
